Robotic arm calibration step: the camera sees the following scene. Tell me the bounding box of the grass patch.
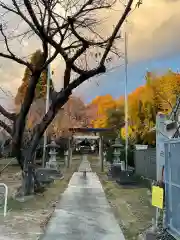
[2,158,81,212]
[88,156,155,240]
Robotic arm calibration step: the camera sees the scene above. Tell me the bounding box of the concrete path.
[41,156,125,240]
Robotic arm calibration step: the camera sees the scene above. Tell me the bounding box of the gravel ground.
[156,216,176,240]
[0,158,81,240]
[156,230,176,240]
[0,211,46,240]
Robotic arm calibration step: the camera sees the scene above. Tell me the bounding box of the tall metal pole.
[42,45,51,167]
[124,22,128,171]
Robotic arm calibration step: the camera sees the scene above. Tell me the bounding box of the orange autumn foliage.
[87,94,116,128]
[89,70,180,145]
[14,64,180,145]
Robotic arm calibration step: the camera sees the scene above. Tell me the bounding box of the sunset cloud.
[0,0,180,100]
[76,0,180,95]
[127,0,180,61]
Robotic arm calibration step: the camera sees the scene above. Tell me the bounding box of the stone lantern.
[111,138,136,185]
[46,140,60,170]
[112,137,125,171]
[35,141,64,187]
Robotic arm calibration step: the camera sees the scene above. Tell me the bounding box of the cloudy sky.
[76,0,180,102]
[0,0,180,105]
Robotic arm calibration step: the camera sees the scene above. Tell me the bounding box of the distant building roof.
[69,128,112,133]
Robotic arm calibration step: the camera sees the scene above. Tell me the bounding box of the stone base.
[50,174,64,180]
[14,194,35,203]
[35,168,54,185]
[12,185,35,202]
[46,161,58,170]
[138,225,158,240]
[116,171,137,185]
[145,231,157,240]
[110,164,121,178]
[36,168,64,184]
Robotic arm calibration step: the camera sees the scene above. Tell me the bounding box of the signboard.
[152,186,164,209]
[135,145,148,150]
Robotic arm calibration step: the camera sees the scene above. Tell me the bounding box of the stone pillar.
[121,161,125,171]
[64,150,68,167]
[69,143,72,166]
[67,137,72,168]
[99,135,104,172]
[103,151,107,162]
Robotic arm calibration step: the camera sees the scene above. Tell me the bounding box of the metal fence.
[164,139,180,239]
[134,148,156,180]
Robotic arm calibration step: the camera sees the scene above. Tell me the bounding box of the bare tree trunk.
[0,0,135,197]
[17,151,42,196]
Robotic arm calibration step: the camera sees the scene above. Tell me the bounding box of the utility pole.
[42,45,51,167]
[124,9,129,171]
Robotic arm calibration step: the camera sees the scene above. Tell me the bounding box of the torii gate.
[68,128,112,171]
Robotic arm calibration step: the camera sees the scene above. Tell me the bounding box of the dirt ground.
[89,156,155,240]
[0,157,81,240]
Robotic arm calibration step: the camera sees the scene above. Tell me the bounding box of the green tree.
[106,106,124,131]
[15,50,54,106]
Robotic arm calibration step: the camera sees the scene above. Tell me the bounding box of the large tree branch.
[68,17,116,46]
[100,0,133,64]
[13,49,48,150]
[52,0,106,35]
[63,64,71,88]
[23,0,68,61]
[71,63,87,75]
[0,119,13,136]
[23,0,42,34]
[0,104,16,120]
[13,70,42,147]
[26,90,71,157]
[10,0,63,61]
[12,0,40,36]
[26,64,106,157]
[71,43,88,62]
[42,49,59,70]
[0,52,32,69]
[0,24,33,69]
[42,0,63,38]
[69,65,106,90]
[63,43,89,77]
